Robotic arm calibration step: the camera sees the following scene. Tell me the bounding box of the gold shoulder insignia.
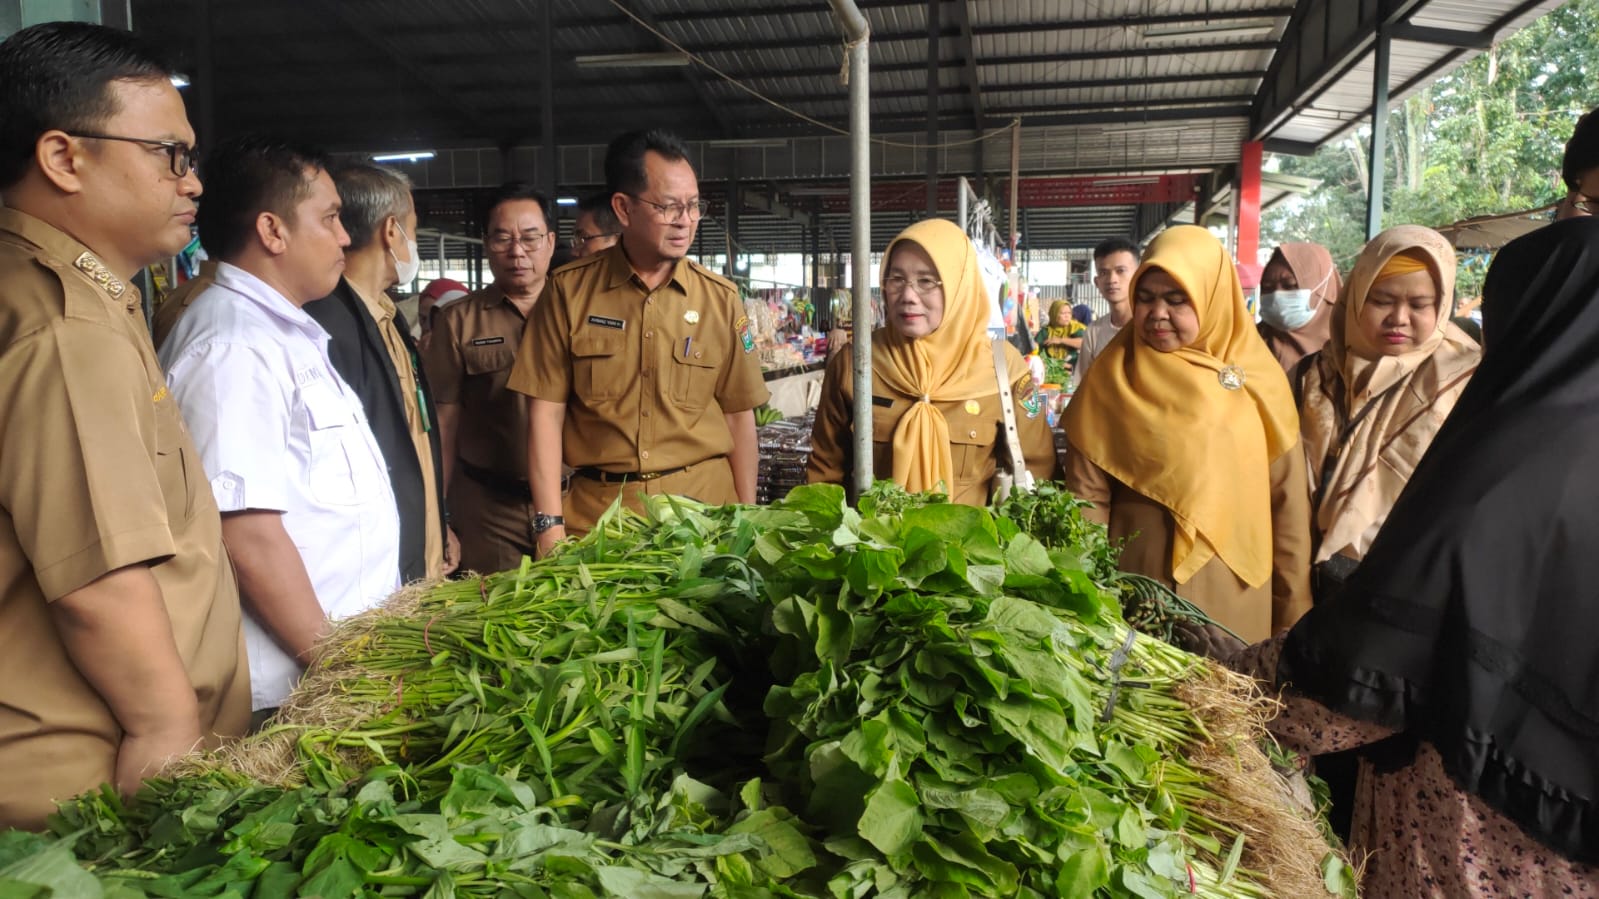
[73,251,128,301]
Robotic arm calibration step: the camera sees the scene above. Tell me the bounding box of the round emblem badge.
[964,400,981,415]
[1218,365,1246,391]
[684,310,700,324]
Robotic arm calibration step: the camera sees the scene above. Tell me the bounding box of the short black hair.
[1564,107,1599,191]
[604,129,691,197]
[0,22,176,190]
[1093,236,1140,263]
[483,181,552,230]
[196,134,330,261]
[331,161,412,252]
[576,190,620,232]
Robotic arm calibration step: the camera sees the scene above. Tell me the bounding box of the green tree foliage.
[1263,0,1599,295]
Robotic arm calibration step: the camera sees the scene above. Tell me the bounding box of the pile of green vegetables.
[0,483,1352,898]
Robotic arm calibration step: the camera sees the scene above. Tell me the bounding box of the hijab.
[1301,226,1479,562]
[1279,216,1599,863]
[871,218,1000,495]
[1259,242,1341,371]
[1063,225,1300,588]
[1043,299,1074,338]
[1072,303,1093,325]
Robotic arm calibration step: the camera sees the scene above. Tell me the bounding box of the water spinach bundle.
[1,484,1351,898]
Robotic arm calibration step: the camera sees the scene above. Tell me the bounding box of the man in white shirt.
[1074,236,1141,383]
[159,135,400,720]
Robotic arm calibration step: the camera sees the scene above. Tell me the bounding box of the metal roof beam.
[950,0,984,134]
[1388,22,1494,49]
[299,0,494,138]
[603,0,738,137]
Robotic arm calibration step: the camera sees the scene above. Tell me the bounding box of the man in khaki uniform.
[422,183,556,573]
[0,22,250,830]
[150,258,216,350]
[512,130,769,556]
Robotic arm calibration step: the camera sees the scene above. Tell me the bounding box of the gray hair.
[331,160,413,251]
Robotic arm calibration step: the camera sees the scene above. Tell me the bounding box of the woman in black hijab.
[1232,217,1599,896]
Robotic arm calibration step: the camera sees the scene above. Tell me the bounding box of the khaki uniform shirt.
[1064,440,1314,646]
[150,259,218,351]
[0,210,250,829]
[422,284,530,480]
[806,333,1060,506]
[353,284,444,579]
[507,245,770,472]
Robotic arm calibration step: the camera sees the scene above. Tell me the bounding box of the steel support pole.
[1009,121,1020,260]
[540,1,558,214]
[828,0,872,497]
[925,0,939,216]
[1366,22,1391,239]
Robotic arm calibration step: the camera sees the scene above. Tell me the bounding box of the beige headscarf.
[1064,225,1300,588]
[1259,242,1342,371]
[872,218,998,494]
[1301,225,1481,562]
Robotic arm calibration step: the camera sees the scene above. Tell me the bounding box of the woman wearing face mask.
[1230,217,1599,898]
[807,218,1060,506]
[1063,225,1313,655]
[1258,242,1341,372]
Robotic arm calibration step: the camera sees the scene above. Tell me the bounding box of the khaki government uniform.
[806,335,1060,506]
[150,259,217,351]
[1063,442,1314,646]
[508,245,770,533]
[421,284,533,572]
[353,285,444,578]
[0,210,250,829]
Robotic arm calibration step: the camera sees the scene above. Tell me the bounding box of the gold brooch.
[1218,365,1246,391]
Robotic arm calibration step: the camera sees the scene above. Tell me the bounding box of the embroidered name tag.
[872,395,893,408]
[294,367,324,387]
[587,315,626,330]
[470,337,505,346]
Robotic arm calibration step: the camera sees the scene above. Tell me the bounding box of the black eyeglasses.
[569,231,620,250]
[629,195,709,224]
[66,132,197,178]
[484,231,550,254]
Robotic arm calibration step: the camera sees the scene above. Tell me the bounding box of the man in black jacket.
[305,161,456,581]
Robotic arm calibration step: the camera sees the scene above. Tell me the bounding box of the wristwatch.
[532,513,565,536]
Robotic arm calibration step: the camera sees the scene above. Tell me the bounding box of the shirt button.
[642,410,650,417]
[642,369,651,378]
[641,450,650,460]
[969,430,978,438]
[645,330,653,338]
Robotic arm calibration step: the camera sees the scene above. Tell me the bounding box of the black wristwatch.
[532,513,565,536]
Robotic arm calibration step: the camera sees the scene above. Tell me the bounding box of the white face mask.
[1259,288,1316,330]
[390,222,421,287]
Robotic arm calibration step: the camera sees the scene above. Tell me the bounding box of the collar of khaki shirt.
[599,241,690,296]
[347,278,398,328]
[0,208,142,313]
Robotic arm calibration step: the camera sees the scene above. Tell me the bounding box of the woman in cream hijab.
[1063,225,1313,651]
[806,218,1058,505]
[1299,225,1479,597]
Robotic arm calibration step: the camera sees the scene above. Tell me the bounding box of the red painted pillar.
[1236,140,1264,289]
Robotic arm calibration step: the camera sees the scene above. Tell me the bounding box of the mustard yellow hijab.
[1064,225,1300,587]
[872,218,998,494]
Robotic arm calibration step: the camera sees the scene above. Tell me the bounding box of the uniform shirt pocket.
[462,345,515,375]
[572,333,625,402]
[152,397,196,524]
[302,385,361,506]
[669,338,720,411]
[945,400,999,482]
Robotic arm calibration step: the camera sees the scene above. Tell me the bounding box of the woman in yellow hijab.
[1299,225,1479,597]
[806,218,1059,505]
[1062,225,1313,649]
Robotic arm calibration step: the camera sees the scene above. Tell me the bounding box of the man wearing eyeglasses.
[0,22,249,829]
[570,191,621,260]
[511,129,770,555]
[421,182,555,572]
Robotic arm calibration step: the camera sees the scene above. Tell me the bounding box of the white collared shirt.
[160,263,400,710]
